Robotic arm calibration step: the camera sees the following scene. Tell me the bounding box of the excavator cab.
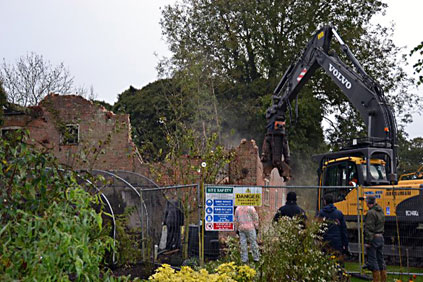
[314,143,396,212]
[315,143,396,186]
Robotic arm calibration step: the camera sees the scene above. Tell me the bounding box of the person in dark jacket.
[317,194,348,255]
[273,192,307,222]
[163,199,184,250]
[364,195,386,282]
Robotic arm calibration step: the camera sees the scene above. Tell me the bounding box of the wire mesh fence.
[139,184,202,266]
[95,178,423,276]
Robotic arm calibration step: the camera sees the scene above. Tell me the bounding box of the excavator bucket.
[261,132,291,181]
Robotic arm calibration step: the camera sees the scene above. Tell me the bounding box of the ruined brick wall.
[2,94,143,172]
[228,139,287,228]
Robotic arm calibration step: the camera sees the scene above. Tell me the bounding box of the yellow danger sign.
[235,193,262,206]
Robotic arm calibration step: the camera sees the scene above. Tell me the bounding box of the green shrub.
[0,133,128,281]
[221,217,346,281]
[114,207,143,266]
[259,217,343,281]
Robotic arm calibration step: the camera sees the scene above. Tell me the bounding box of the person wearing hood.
[273,191,307,222]
[163,199,184,250]
[364,195,386,282]
[317,194,348,255]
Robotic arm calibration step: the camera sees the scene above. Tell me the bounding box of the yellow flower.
[149,261,255,282]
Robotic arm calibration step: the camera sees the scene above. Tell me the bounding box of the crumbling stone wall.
[2,94,143,172]
[228,139,287,226]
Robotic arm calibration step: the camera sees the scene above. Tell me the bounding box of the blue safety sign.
[214,214,233,222]
[214,199,233,206]
[214,207,233,214]
[205,185,235,231]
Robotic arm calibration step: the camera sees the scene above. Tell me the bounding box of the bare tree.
[0,52,75,106]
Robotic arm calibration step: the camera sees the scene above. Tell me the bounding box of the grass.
[345,262,423,282]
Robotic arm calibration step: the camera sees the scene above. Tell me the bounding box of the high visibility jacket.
[235,206,259,231]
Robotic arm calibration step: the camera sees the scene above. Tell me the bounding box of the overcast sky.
[1,0,422,137]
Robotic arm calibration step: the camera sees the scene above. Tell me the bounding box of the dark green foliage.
[161,0,387,83]
[397,133,423,175]
[410,41,423,85]
[286,89,329,186]
[113,81,193,162]
[112,0,422,186]
[157,0,419,164]
[0,133,124,281]
[216,78,272,148]
[258,218,343,281]
[114,207,143,266]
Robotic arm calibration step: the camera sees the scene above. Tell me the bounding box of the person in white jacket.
[234,205,260,263]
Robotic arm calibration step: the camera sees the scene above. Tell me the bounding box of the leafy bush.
[148,262,256,282]
[259,217,343,281]
[114,207,143,266]
[0,133,129,281]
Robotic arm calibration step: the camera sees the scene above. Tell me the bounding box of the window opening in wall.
[61,124,79,145]
[1,126,22,140]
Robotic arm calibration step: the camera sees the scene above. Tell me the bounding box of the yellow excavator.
[262,25,423,261]
[399,165,423,181]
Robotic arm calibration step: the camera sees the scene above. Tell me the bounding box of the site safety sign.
[205,186,234,231]
[234,187,262,207]
[204,186,263,231]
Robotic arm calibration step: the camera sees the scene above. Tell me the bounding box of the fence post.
[393,186,403,272]
[359,186,365,271]
[197,182,202,265]
[356,185,362,273]
[140,189,146,262]
[200,180,205,266]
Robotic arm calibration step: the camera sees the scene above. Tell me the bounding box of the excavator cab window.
[362,163,387,182]
[323,161,357,203]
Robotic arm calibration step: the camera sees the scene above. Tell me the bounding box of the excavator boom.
[262,25,398,184]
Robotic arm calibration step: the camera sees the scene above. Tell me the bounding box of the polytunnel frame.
[90,169,158,261]
[75,174,117,265]
[111,170,162,259]
[43,168,160,265]
[111,170,161,234]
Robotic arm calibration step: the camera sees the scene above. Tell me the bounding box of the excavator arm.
[262,25,398,183]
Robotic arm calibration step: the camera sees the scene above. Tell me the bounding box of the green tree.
[157,0,422,186]
[161,0,418,156]
[113,81,194,162]
[397,134,423,175]
[159,0,419,156]
[161,0,387,83]
[410,40,423,85]
[0,133,125,281]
